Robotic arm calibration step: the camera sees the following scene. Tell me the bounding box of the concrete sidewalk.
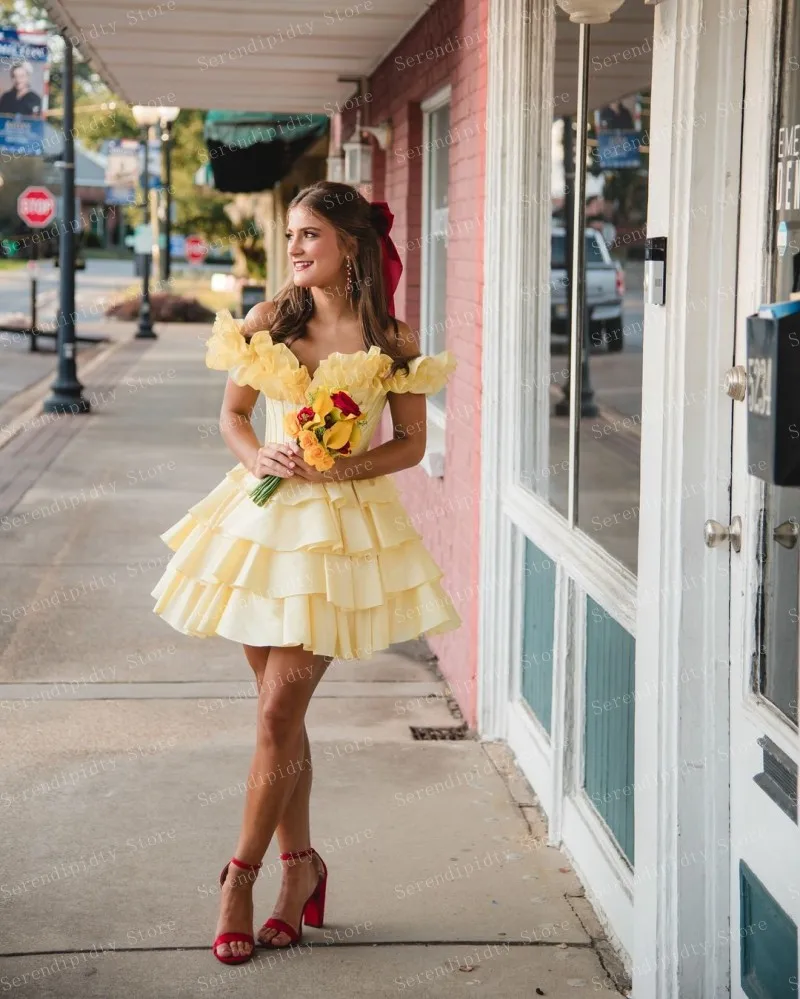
[0,323,628,998]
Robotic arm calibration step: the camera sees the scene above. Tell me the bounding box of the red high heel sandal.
[212,857,262,965]
[259,847,328,947]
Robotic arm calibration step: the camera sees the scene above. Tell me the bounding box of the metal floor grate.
[409,724,470,741]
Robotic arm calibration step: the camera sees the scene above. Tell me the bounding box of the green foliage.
[1,0,261,268]
[166,110,232,242]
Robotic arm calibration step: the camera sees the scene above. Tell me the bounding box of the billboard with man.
[0,28,49,155]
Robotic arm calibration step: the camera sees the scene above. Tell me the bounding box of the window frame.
[420,84,452,453]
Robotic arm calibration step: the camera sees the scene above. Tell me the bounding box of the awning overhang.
[203,111,329,193]
[42,0,430,113]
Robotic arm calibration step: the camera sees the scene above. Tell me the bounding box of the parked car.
[550,227,625,352]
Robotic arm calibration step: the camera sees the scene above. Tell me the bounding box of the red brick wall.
[344,0,488,726]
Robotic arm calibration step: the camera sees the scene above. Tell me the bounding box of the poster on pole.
[104,138,139,204]
[0,28,49,155]
[145,137,162,189]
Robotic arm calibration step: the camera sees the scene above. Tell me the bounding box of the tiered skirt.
[150,463,461,659]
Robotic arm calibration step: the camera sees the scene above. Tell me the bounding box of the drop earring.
[345,257,354,297]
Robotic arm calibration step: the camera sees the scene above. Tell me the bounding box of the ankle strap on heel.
[219,856,262,889]
[230,857,262,872]
[279,848,314,862]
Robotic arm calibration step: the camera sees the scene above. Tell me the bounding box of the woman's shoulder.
[385,317,419,360]
[241,300,278,341]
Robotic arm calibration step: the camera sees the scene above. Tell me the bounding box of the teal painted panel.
[740,861,798,999]
[520,539,556,734]
[583,598,636,864]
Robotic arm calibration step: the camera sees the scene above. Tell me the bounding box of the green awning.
[203,111,329,193]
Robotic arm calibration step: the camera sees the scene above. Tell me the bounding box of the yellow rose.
[303,443,329,470]
[297,430,317,450]
[283,412,301,437]
[323,420,354,450]
[316,452,335,471]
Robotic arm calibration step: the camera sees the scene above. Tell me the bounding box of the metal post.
[556,94,599,427]
[567,23,592,528]
[43,32,90,414]
[28,241,38,352]
[136,124,155,338]
[161,118,172,284]
[555,115,575,406]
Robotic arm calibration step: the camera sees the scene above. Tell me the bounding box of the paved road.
[0,258,139,328]
[550,259,645,420]
[0,260,136,411]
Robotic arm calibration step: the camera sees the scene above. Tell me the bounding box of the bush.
[105,292,215,323]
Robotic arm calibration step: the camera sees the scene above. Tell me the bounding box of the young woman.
[150,181,460,964]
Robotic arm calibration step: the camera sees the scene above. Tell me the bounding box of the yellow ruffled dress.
[150,311,462,660]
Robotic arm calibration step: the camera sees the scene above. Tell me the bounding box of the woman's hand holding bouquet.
[249,389,365,506]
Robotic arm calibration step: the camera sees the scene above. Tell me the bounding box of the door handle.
[724,365,747,401]
[704,516,742,552]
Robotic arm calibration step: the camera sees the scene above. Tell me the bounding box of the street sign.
[133,223,153,255]
[17,185,56,228]
[185,234,208,265]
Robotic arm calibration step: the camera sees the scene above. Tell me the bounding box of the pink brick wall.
[344,0,488,726]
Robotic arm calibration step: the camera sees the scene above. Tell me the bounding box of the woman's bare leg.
[214,645,328,959]
[241,646,320,947]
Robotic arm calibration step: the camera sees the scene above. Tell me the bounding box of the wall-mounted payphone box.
[746,302,800,486]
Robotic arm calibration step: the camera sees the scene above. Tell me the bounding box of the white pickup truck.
[550,227,625,352]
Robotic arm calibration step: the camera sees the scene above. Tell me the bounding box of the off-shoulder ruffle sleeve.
[383,351,457,395]
[204,310,310,404]
[312,345,393,409]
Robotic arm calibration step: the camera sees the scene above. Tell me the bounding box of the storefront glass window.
[519,10,652,577]
[421,92,450,411]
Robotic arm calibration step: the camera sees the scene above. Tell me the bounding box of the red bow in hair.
[369,201,403,317]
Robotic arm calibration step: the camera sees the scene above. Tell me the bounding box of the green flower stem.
[249,474,283,507]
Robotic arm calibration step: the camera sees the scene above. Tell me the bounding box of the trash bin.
[240,283,266,318]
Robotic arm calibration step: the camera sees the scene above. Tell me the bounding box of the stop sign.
[185,235,208,265]
[17,186,57,228]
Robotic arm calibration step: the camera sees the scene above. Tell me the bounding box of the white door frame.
[632,0,747,995]
[479,0,750,992]
[729,0,800,994]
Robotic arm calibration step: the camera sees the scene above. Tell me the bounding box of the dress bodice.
[205,310,456,454]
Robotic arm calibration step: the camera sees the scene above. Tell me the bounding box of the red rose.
[338,442,351,455]
[297,406,315,425]
[331,391,360,417]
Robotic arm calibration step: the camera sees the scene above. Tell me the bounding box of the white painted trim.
[508,699,555,817]
[420,83,451,114]
[632,0,745,995]
[479,0,550,739]
[547,564,572,844]
[562,792,634,958]
[420,85,452,360]
[504,484,637,636]
[420,415,445,479]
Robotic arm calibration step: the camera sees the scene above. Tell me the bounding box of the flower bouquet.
[250,388,365,506]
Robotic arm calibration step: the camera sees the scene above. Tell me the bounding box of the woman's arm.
[292,320,428,483]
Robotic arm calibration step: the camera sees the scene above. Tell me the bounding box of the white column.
[633,0,747,995]
[478,0,554,738]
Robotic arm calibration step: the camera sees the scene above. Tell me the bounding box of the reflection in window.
[518,8,652,576]
[421,90,451,412]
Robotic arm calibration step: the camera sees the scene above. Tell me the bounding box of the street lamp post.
[43,31,90,414]
[131,105,161,338]
[158,108,180,283]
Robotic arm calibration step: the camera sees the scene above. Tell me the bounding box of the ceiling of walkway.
[44,0,430,113]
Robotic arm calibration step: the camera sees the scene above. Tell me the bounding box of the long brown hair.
[269,181,413,374]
